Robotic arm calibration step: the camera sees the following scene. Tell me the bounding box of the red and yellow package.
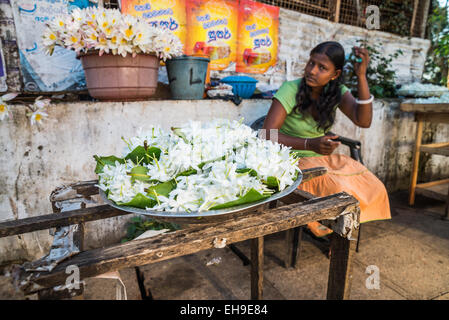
[185,0,238,71]
[121,0,187,49]
[236,0,279,74]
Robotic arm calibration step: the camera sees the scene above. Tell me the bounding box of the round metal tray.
[100,172,303,224]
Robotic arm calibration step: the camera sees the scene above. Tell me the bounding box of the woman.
[263,41,391,238]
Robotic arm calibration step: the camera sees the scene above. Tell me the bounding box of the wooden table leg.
[251,236,264,300]
[326,229,357,300]
[285,227,302,268]
[409,120,423,206]
[284,228,295,268]
[444,185,449,221]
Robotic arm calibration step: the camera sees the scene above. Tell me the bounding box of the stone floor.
[1,190,448,300]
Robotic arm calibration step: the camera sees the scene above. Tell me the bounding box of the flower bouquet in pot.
[42,7,183,101]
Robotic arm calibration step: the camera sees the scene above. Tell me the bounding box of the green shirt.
[273,78,349,158]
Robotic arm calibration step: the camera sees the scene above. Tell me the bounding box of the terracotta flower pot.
[79,52,159,101]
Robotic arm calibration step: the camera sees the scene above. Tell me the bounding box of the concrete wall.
[211,8,431,88]
[1,98,448,265]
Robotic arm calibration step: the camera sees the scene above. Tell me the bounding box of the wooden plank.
[416,178,449,189]
[250,237,264,300]
[400,102,449,114]
[415,181,449,202]
[0,167,326,239]
[50,180,99,201]
[334,0,341,22]
[293,0,330,13]
[420,144,449,156]
[416,113,449,124]
[409,120,423,206]
[16,192,359,294]
[0,205,128,238]
[410,0,419,36]
[326,228,358,300]
[280,189,316,205]
[420,0,431,39]
[329,0,341,22]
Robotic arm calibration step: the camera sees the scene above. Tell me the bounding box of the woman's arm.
[263,99,340,155]
[338,47,373,128]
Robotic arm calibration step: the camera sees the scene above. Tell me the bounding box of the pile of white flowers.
[397,82,449,98]
[42,7,183,60]
[96,119,301,213]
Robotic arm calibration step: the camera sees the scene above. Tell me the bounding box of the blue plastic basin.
[220,76,258,99]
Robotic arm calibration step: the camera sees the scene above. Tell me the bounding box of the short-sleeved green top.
[273,78,350,158]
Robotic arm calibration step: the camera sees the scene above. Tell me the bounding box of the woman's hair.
[293,41,345,132]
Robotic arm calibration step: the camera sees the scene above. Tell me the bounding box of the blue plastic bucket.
[165,55,210,100]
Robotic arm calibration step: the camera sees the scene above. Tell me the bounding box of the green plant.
[344,40,403,98]
[422,1,449,85]
[379,0,414,37]
[121,216,179,243]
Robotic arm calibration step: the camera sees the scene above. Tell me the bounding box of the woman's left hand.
[353,46,370,78]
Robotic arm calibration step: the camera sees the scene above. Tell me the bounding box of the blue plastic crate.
[220,76,258,99]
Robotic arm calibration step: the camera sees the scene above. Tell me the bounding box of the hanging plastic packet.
[236,0,279,74]
[185,0,238,71]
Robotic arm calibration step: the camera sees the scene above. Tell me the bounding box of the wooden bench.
[1,167,360,300]
[400,101,449,220]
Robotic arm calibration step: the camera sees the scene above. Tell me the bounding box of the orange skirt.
[298,154,391,223]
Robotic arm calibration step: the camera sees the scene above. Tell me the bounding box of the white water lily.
[29,110,48,126]
[0,93,18,121]
[97,119,301,213]
[0,102,9,121]
[33,96,51,109]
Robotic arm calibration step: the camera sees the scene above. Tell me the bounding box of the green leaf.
[131,216,142,223]
[176,168,198,177]
[198,155,226,169]
[127,224,137,238]
[209,188,269,210]
[94,155,125,174]
[236,168,258,177]
[125,146,161,165]
[264,176,280,190]
[117,193,156,209]
[146,180,176,198]
[147,147,162,161]
[128,166,150,182]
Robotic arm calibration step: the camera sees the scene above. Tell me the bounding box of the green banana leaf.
[117,193,156,209]
[145,180,176,198]
[209,188,270,210]
[125,146,161,165]
[198,155,226,170]
[236,168,258,177]
[128,166,150,182]
[264,176,280,190]
[176,168,198,177]
[94,155,125,174]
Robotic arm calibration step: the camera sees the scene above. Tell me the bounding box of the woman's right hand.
[308,135,341,155]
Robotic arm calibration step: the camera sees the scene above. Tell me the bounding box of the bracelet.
[356,94,374,105]
[304,138,308,150]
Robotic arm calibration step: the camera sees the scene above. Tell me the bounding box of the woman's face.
[304,53,341,88]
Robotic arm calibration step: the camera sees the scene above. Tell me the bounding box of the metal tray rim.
[99,171,302,218]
